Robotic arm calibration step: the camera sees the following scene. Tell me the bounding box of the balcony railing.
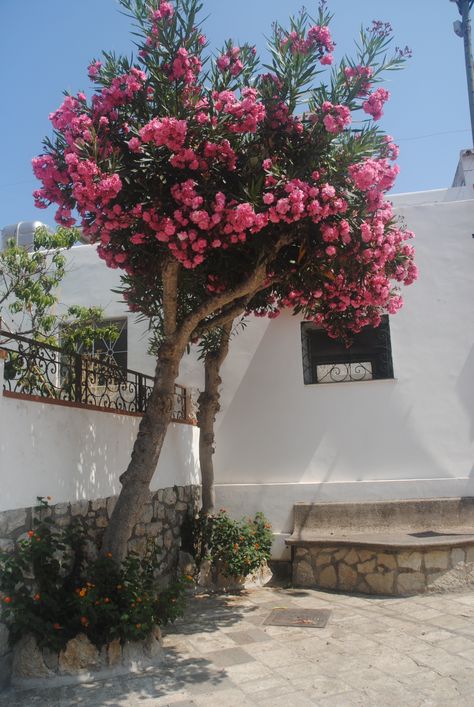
[0,330,190,422]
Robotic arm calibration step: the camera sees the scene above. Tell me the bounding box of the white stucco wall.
[208,187,474,556]
[0,387,200,513]
[2,186,473,557]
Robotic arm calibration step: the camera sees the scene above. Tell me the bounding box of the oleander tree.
[33,0,417,559]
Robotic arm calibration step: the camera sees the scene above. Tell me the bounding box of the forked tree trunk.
[197,322,232,515]
[100,258,270,561]
[101,341,183,560]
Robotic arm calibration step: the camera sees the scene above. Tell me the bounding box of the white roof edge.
[390,185,474,207]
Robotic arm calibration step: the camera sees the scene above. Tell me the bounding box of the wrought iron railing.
[0,330,189,421]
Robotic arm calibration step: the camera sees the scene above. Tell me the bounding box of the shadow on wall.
[0,397,199,511]
[457,344,474,442]
[214,312,451,488]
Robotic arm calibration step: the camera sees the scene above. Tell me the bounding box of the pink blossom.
[321,102,351,134]
[140,117,187,151]
[363,88,390,121]
[127,137,142,152]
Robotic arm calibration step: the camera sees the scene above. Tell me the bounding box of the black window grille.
[301,316,394,385]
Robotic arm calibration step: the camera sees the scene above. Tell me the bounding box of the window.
[301,316,394,385]
[59,318,128,395]
[75,318,128,371]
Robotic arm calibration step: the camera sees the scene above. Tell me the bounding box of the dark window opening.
[301,316,394,385]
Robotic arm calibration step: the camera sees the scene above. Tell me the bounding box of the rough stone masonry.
[0,484,199,688]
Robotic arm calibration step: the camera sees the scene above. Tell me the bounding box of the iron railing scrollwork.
[0,330,190,421]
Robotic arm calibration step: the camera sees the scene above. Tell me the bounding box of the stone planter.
[10,628,163,689]
[196,559,273,592]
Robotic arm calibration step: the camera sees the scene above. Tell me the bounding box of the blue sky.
[0,0,471,230]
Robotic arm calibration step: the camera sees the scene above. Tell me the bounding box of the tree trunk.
[197,323,232,515]
[101,341,183,561]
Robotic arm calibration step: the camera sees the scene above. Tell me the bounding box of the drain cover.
[263,608,331,628]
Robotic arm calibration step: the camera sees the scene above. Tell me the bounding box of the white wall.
[0,385,200,513]
[2,187,473,558]
[209,187,474,556]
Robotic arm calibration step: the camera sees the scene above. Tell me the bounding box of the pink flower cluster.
[216,46,244,76]
[90,68,146,117]
[88,61,102,80]
[381,135,399,161]
[321,101,352,134]
[258,75,302,134]
[279,206,417,336]
[349,158,399,211]
[167,47,202,84]
[139,116,187,151]
[344,65,373,96]
[213,88,266,133]
[151,1,174,21]
[281,25,334,64]
[203,140,237,170]
[363,88,390,121]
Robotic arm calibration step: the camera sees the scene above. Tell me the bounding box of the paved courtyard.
[2,585,474,706]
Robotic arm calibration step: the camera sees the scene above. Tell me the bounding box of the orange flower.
[47,496,52,501]
[53,623,62,630]
[136,623,141,629]
[185,575,193,581]
[80,616,89,627]
[78,588,87,598]
[104,597,110,604]
[33,593,41,601]
[106,552,113,558]
[27,530,35,538]
[3,597,11,604]
[255,543,260,550]
[233,543,239,551]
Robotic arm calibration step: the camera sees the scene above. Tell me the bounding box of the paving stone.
[4,585,474,704]
[194,688,253,706]
[227,628,272,645]
[202,647,254,668]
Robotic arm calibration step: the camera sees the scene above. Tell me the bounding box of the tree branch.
[162,259,180,338]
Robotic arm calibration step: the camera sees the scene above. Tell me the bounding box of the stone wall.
[0,485,199,689]
[292,543,474,596]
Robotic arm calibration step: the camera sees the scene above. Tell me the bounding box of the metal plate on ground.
[263,608,331,628]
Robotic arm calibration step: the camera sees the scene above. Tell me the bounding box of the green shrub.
[0,498,189,651]
[185,509,273,578]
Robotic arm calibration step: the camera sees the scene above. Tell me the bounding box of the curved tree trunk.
[197,322,232,515]
[99,260,269,561]
[101,340,183,560]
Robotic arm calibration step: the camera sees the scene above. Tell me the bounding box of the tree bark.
[101,339,184,561]
[100,261,270,561]
[197,322,232,515]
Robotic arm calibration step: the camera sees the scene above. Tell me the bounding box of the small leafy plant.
[185,509,272,578]
[0,498,189,651]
